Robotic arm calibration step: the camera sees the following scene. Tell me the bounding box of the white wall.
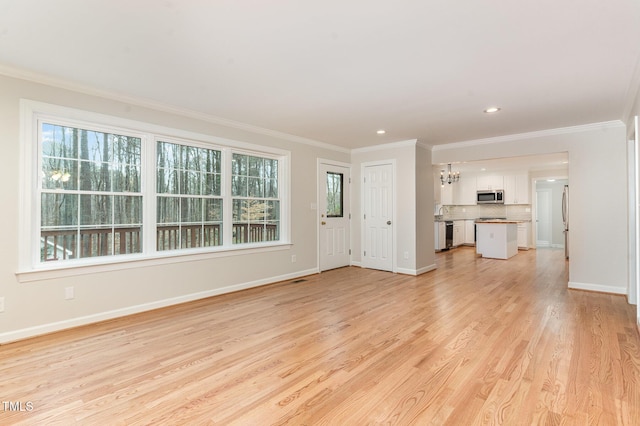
[416,143,436,273]
[433,123,629,295]
[351,140,436,275]
[2,70,634,342]
[625,73,640,327]
[0,74,349,342]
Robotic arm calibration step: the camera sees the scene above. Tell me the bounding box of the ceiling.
[1,1,639,150]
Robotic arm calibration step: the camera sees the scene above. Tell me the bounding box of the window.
[326,172,343,217]
[156,141,223,250]
[40,123,142,261]
[22,101,289,274]
[231,154,280,244]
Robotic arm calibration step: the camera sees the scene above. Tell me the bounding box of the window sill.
[15,242,293,283]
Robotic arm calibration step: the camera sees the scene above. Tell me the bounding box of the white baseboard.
[568,281,627,295]
[350,260,362,268]
[417,264,437,275]
[396,264,437,276]
[0,267,318,344]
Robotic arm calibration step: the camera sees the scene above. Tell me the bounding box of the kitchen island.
[475,220,519,259]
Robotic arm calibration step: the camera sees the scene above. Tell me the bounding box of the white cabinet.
[434,222,446,250]
[477,174,504,191]
[440,182,453,205]
[517,222,530,249]
[504,173,530,204]
[464,220,475,245]
[476,222,518,259]
[453,175,477,205]
[453,220,464,246]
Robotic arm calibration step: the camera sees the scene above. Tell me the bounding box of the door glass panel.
[326,172,343,217]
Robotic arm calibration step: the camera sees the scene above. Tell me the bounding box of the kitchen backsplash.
[437,204,532,221]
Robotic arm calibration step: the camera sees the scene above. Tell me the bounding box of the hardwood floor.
[1,247,639,425]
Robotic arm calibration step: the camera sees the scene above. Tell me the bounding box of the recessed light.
[547,179,556,182]
[376,129,386,135]
[484,107,501,113]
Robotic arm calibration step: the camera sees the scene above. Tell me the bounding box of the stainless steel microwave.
[477,189,504,204]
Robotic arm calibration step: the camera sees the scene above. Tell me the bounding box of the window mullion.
[223,148,233,246]
[144,135,157,255]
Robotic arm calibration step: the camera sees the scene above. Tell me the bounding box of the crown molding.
[351,138,418,154]
[623,52,640,128]
[416,140,434,151]
[431,120,626,152]
[0,63,350,154]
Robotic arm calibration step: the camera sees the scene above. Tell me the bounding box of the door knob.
[387,220,392,225]
[321,221,326,225]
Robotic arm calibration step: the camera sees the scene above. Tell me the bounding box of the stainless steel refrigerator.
[562,184,569,259]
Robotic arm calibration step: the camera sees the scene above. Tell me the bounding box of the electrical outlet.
[291,255,297,263]
[65,286,74,300]
[0,297,5,313]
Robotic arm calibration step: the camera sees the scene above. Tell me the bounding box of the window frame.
[17,100,291,282]
[230,151,282,245]
[38,118,147,262]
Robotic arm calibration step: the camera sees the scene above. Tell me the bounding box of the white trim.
[629,137,637,305]
[568,281,627,295]
[623,55,640,128]
[1,65,349,154]
[1,267,318,344]
[19,99,292,276]
[397,264,436,276]
[352,139,417,154]
[22,100,292,156]
[317,158,352,272]
[431,120,625,151]
[318,158,352,168]
[350,260,362,267]
[416,140,434,151]
[416,264,437,275]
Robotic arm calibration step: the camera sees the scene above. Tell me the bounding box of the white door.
[536,188,552,247]
[319,163,350,271]
[363,163,393,272]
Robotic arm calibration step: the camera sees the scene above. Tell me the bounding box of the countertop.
[434,218,531,223]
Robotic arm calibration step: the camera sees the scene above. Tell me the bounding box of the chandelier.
[440,164,460,186]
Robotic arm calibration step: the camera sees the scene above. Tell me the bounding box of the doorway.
[536,188,552,247]
[362,162,394,272]
[535,179,569,250]
[318,161,351,272]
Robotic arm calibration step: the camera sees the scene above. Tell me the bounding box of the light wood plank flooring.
[1,247,639,425]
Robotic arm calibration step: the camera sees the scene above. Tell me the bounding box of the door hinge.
[349,177,351,184]
[364,251,366,257]
[364,177,366,183]
[364,213,366,219]
[349,249,351,255]
[349,213,351,219]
